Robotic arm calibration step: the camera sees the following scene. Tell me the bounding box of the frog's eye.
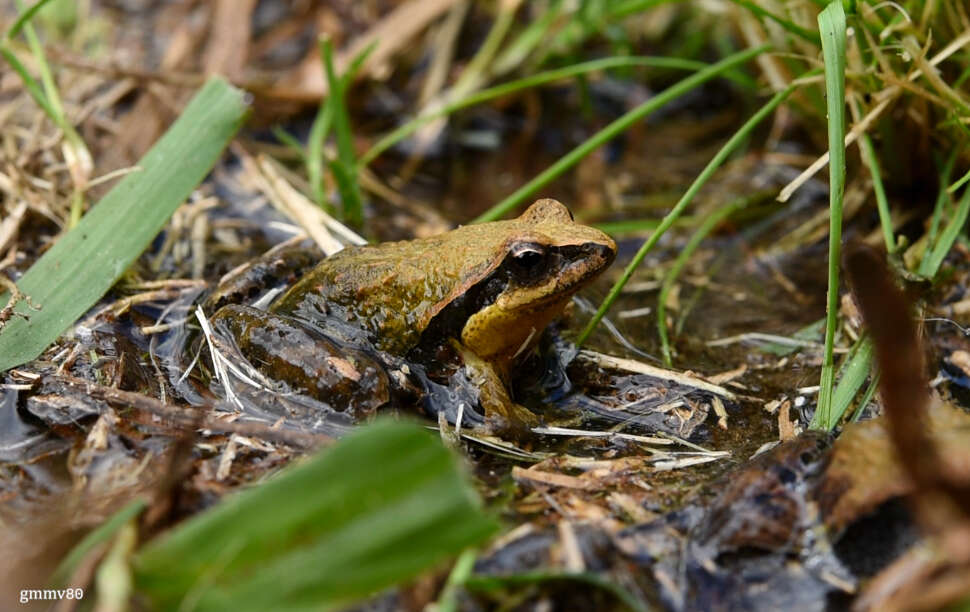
[509,243,548,280]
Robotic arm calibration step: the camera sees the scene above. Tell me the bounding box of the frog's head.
[456,198,616,362]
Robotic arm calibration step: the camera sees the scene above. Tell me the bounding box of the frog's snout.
[557,240,615,289]
[585,240,617,270]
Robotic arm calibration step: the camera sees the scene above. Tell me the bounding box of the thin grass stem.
[307,94,334,209]
[920,184,970,279]
[359,56,722,169]
[272,126,306,160]
[609,0,679,20]
[449,0,519,98]
[728,0,822,43]
[593,217,698,234]
[309,42,373,213]
[12,0,92,227]
[657,198,747,366]
[850,375,880,423]
[321,37,364,227]
[474,45,772,224]
[576,68,804,345]
[5,0,57,39]
[19,8,64,120]
[811,336,873,430]
[0,45,58,118]
[921,151,959,268]
[851,96,894,252]
[949,165,970,194]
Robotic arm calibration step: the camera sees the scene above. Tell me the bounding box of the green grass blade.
[0,44,58,119]
[593,216,700,235]
[730,0,821,44]
[307,93,334,208]
[814,0,848,431]
[432,548,477,612]
[18,0,65,120]
[48,498,148,588]
[272,126,306,160]
[359,55,720,169]
[850,374,879,423]
[609,0,679,20]
[756,318,826,356]
[329,160,362,222]
[950,165,970,194]
[474,44,771,224]
[465,571,649,612]
[920,185,970,279]
[658,198,747,366]
[2,1,80,147]
[308,42,374,210]
[0,78,248,372]
[492,0,564,75]
[321,37,364,227]
[852,97,894,252]
[577,72,805,345]
[450,0,517,96]
[5,0,57,39]
[921,151,959,268]
[320,38,352,165]
[15,0,92,227]
[134,421,498,612]
[811,336,873,430]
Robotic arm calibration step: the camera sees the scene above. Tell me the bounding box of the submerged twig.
[707,332,824,349]
[578,350,737,401]
[532,426,672,447]
[43,373,333,448]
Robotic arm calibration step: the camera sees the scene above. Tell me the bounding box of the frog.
[203,198,616,434]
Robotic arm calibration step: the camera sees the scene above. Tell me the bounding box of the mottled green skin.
[270,225,500,354]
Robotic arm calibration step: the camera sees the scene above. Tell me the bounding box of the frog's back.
[270,224,510,353]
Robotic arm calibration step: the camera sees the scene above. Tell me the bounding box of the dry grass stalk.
[778,28,970,202]
[579,349,737,400]
[287,0,462,99]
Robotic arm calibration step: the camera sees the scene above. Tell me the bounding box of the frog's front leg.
[208,304,390,419]
[455,344,539,435]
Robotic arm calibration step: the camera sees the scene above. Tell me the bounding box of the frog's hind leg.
[207,304,390,420]
[203,238,322,313]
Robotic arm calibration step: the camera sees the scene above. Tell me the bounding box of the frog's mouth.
[555,242,616,289]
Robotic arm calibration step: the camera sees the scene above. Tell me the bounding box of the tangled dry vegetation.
[1,1,970,610]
